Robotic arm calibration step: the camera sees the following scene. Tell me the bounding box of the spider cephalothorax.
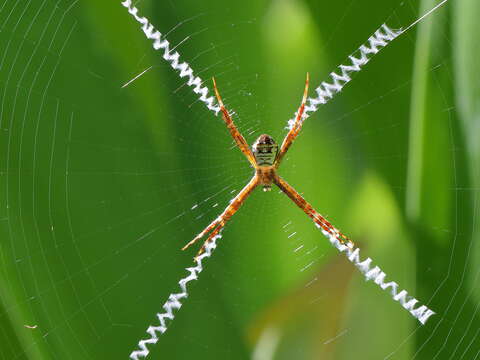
[252,134,278,167]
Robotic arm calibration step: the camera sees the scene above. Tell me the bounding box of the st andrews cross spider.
[182,74,353,258]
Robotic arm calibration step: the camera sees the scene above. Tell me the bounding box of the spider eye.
[253,134,278,166]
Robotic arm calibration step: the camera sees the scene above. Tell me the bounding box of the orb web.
[0,0,477,359]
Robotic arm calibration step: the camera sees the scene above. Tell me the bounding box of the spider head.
[252,134,278,167]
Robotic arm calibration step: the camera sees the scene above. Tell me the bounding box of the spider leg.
[273,174,353,247]
[213,78,257,167]
[194,224,223,259]
[274,73,310,168]
[182,175,259,258]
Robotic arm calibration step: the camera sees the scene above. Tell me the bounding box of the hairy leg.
[273,174,353,246]
[274,73,309,168]
[182,175,259,257]
[213,78,257,167]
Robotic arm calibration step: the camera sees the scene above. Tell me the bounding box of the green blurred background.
[0,0,479,359]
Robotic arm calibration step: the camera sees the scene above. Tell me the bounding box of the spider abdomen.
[252,134,278,167]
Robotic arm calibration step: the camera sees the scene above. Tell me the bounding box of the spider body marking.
[252,134,278,167]
[182,73,353,258]
[253,134,278,191]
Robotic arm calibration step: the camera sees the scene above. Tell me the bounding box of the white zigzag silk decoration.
[121,0,221,115]
[317,224,435,325]
[288,24,403,130]
[121,1,447,358]
[129,236,220,360]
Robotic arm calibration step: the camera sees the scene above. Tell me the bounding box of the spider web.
[0,0,478,359]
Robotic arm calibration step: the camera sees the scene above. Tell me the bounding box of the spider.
[182,74,353,258]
